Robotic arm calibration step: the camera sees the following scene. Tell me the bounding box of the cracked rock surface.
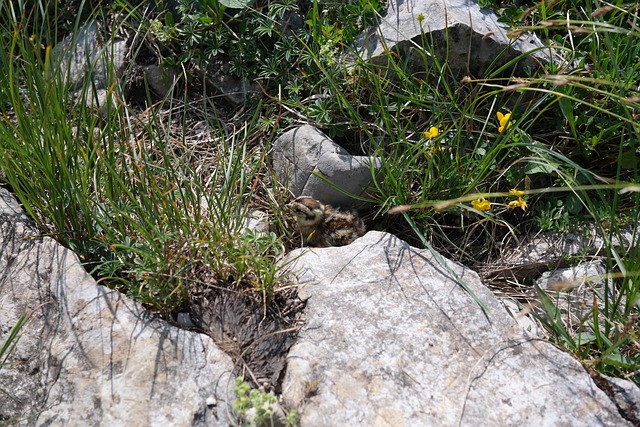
[281,231,634,426]
[0,188,235,426]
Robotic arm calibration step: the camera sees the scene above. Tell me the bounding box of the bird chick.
[289,196,366,247]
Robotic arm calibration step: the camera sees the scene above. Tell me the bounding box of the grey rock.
[244,400,288,427]
[535,260,611,321]
[244,210,269,234]
[199,60,261,107]
[491,225,637,285]
[50,22,130,111]
[505,231,586,266]
[281,231,630,426]
[501,298,542,336]
[356,0,563,78]
[176,311,196,329]
[143,63,179,97]
[603,376,640,425]
[0,188,235,426]
[272,125,380,208]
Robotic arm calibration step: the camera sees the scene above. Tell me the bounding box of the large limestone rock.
[0,189,235,426]
[282,231,633,426]
[356,0,562,78]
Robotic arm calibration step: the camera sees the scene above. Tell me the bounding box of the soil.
[189,280,305,393]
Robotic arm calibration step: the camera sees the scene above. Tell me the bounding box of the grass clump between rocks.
[0,0,638,390]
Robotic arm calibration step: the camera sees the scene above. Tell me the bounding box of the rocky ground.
[1,0,639,425]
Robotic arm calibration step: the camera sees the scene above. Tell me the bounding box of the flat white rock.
[282,231,630,426]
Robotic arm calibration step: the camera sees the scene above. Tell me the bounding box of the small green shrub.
[232,377,298,426]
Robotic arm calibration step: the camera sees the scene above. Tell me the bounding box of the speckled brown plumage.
[289,196,366,247]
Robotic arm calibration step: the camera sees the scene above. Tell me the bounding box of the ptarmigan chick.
[289,196,366,247]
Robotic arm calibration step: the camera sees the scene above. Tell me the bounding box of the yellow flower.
[509,188,524,197]
[497,112,512,133]
[471,198,491,211]
[423,126,439,139]
[508,197,528,211]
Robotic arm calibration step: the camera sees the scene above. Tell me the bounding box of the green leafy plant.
[232,376,298,426]
[534,199,572,232]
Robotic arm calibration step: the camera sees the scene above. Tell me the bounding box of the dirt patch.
[189,277,305,393]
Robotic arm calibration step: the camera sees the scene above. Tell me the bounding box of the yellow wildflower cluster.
[423,126,439,140]
[471,198,491,211]
[508,188,527,210]
[508,197,528,211]
[470,189,527,212]
[497,112,512,133]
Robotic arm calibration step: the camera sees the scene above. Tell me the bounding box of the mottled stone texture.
[50,22,129,112]
[0,188,235,426]
[282,231,632,427]
[356,0,563,78]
